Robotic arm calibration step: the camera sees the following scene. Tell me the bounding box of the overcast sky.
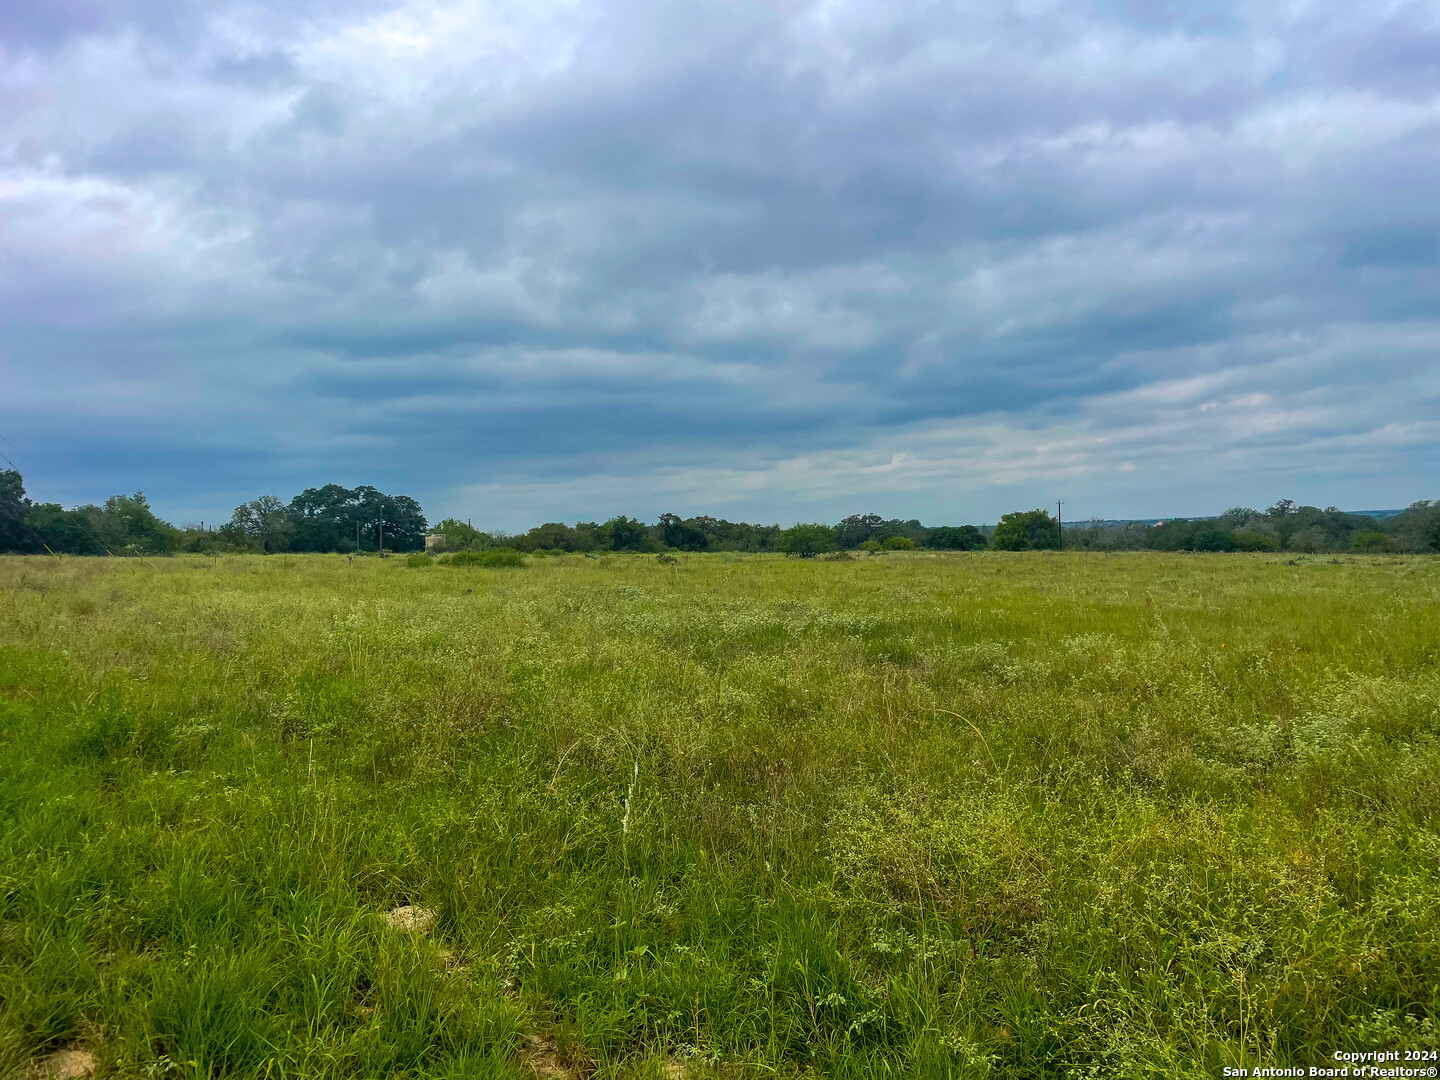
[2,0,1437,529]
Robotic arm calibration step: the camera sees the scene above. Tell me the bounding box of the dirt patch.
[381,904,436,932]
[522,1034,570,1078]
[32,1048,95,1079]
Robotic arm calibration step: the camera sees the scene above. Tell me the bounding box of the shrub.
[882,536,914,550]
[1352,530,1391,553]
[406,553,434,567]
[860,540,884,553]
[924,525,985,550]
[1235,529,1281,552]
[441,548,526,568]
[1288,525,1328,554]
[431,518,501,551]
[1190,527,1238,552]
[778,523,838,557]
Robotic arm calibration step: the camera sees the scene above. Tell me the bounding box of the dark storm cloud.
[1,0,1438,528]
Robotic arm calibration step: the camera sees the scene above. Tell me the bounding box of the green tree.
[0,469,33,552]
[1219,507,1263,526]
[521,522,583,551]
[835,514,885,549]
[571,522,609,551]
[1266,499,1304,547]
[1351,530,1391,553]
[882,535,914,550]
[689,517,780,552]
[1267,499,1297,519]
[1190,526,1238,552]
[1387,500,1440,553]
[659,513,710,551]
[992,509,1059,551]
[1233,528,1281,551]
[923,525,985,550]
[1251,502,1378,552]
[605,516,649,551]
[89,492,180,554]
[284,485,426,552]
[834,513,925,549]
[1144,519,1240,552]
[352,487,427,552]
[228,495,295,553]
[431,518,500,551]
[778,523,837,557]
[26,503,102,554]
[288,484,362,551]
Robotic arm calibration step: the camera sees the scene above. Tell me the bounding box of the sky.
[1,0,1437,531]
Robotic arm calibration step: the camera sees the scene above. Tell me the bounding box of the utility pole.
[378,519,384,553]
[1057,500,1064,551]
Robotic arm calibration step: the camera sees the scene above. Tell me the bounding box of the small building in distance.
[424,533,447,552]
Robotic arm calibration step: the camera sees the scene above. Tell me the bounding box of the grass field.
[1,551,1438,1078]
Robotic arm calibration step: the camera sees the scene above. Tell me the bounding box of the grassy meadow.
[1,551,1438,1078]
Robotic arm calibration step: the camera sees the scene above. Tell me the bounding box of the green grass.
[1,551,1437,1078]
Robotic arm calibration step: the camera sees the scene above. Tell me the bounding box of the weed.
[439,549,526,568]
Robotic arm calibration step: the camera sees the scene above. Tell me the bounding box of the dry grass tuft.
[382,904,436,933]
[30,1048,94,1079]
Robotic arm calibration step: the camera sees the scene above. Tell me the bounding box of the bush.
[1234,529,1281,552]
[924,525,985,550]
[440,548,526,568]
[431,518,500,551]
[1352,530,1391,553]
[882,536,914,550]
[406,553,434,567]
[1190,527,1238,552]
[778,523,838,558]
[860,540,884,553]
[1288,525,1328,554]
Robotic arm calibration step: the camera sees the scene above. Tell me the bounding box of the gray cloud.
[1,0,1438,528]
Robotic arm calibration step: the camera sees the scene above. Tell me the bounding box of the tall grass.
[0,551,1437,1077]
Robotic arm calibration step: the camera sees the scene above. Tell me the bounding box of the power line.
[0,431,20,473]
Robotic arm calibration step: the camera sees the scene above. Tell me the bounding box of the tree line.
[3,468,1438,556]
[440,503,1440,556]
[1068,500,1440,555]
[427,513,990,556]
[0,472,427,555]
